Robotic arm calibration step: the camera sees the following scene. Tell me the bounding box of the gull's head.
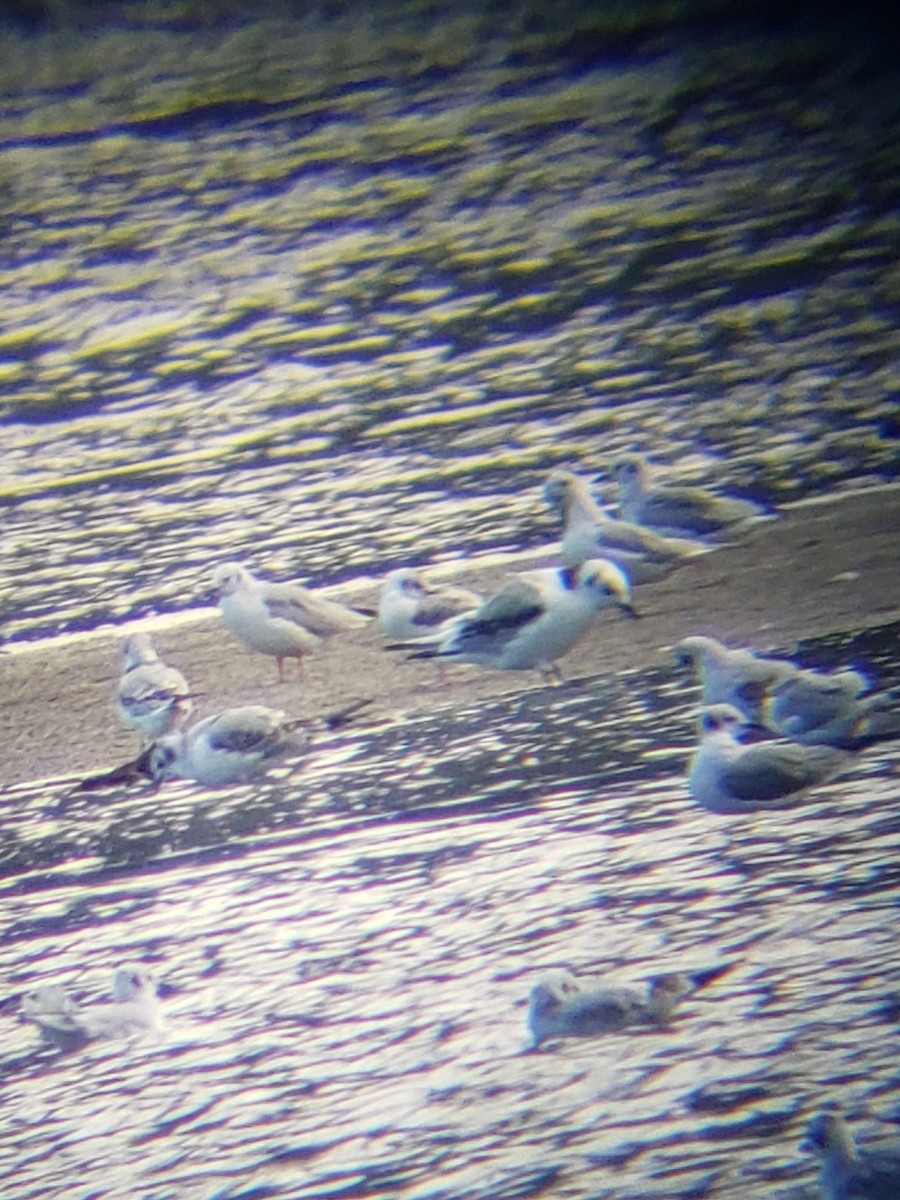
[212,562,252,600]
[610,453,649,490]
[802,1112,857,1163]
[578,558,637,617]
[383,568,427,599]
[527,971,581,1044]
[698,704,745,739]
[122,632,159,669]
[649,972,693,1003]
[113,964,156,1003]
[146,738,180,783]
[543,469,581,516]
[673,636,722,670]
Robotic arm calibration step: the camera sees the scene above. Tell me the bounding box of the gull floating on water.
[378,568,481,642]
[528,964,728,1047]
[145,699,370,788]
[390,559,636,680]
[212,562,370,682]
[674,635,796,723]
[688,703,848,813]
[768,666,900,749]
[802,1111,900,1200]
[611,452,772,539]
[543,468,709,583]
[117,632,193,743]
[23,964,163,1050]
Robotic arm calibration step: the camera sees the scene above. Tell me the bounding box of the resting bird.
[768,667,900,749]
[391,559,636,679]
[378,568,481,642]
[611,452,772,538]
[543,468,709,583]
[674,635,796,723]
[23,964,163,1051]
[688,703,848,813]
[117,632,193,743]
[145,699,370,788]
[802,1111,900,1200]
[528,964,728,1047]
[212,562,370,681]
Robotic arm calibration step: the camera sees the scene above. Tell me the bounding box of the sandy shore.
[2,485,897,788]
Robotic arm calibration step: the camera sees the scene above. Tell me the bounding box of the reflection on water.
[1,622,898,1199]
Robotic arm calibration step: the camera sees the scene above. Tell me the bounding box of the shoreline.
[2,485,898,788]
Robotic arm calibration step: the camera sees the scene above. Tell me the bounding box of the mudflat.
[1,486,897,788]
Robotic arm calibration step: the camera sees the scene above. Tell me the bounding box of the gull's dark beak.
[619,601,640,619]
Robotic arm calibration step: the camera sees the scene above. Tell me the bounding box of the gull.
[528,963,729,1047]
[378,568,481,642]
[144,699,370,788]
[390,559,636,679]
[688,703,848,813]
[768,666,900,749]
[802,1111,900,1200]
[23,964,163,1051]
[212,562,370,681]
[117,632,193,743]
[543,468,709,583]
[674,635,796,723]
[611,452,772,538]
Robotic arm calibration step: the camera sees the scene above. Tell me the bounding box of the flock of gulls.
[23,452,900,1197]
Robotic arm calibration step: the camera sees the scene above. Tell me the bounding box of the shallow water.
[2,623,899,1200]
[1,7,899,1200]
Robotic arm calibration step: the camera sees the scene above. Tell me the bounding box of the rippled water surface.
[1,6,899,1199]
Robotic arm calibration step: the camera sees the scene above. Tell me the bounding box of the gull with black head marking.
[528,963,729,1047]
[212,561,370,682]
[117,632,193,744]
[145,699,370,788]
[688,703,849,813]
[802,1110,900,1200]
[389,558,636,681]
[378,568,481,642]
[543,468,710,584]
[611,452,772,539]
[23,963,163,1051]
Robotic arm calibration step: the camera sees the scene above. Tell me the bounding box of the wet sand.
[1,485,897,787]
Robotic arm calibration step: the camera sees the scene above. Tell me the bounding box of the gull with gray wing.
[212,562,370,681]
[768,666,900,749]
[23,964,163,1051]
[802,1111,900,1200]
[117,632,193,743]
[544,468,710,583]
[688,703,848,813]
[674,634,796,723]
[611,452,772,539]
[378,568,481,642]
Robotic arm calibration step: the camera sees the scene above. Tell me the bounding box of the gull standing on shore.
[378,568,481,642]
[802,1111,900,1200]
[688,703,848,813]
[212,562,370,682]
[528,964,728,1047]
[611,452,772,539]
[674,635,796,723]
[23,964,164,1050]
[543,469,709,583]
[117,632,193,743]
[390,559,636,680]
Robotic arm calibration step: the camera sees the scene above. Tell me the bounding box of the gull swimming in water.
[145,699,370,788]
[767,666,900,749]
[391,559,636,679]
[212,562,370,681]
[674,635,796,723]
[688,703,848,813]
[117,632,193,743]
[611,452,772,539]
[378,568,481,642]
[23,964,163,1050]
[802,1111,900,1200]
[543,469,709,583]
[528,964,729,1047]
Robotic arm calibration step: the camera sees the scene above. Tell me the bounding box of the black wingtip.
[321,698,375,730]
[689,963,733,991]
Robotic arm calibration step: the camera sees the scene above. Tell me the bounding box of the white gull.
[23,964,163,1050]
